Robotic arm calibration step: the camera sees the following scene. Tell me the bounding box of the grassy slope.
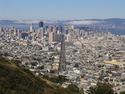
[0,57,83,94]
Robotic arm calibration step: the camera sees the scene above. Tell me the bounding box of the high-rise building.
[58,33,66,72]
[29,24,33,33]
[39,21,44,28]
[48,31,54,44]
[37,28,44,40]
[16,29,21,39]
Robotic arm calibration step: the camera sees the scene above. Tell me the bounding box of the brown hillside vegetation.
[0,57,83,94]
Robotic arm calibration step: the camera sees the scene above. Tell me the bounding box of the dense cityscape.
[1,21,125,94]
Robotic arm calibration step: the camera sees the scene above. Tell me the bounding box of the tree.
[87,82,114,94]
[67,84,79,92]
[67,84,84,94]
[120,91,125,94]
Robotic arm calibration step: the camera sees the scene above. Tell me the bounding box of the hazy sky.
[0,0,125,20]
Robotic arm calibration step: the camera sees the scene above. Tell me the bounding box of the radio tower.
[58,33,66,72]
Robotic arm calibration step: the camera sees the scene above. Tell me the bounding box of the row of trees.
[87,82,114,94]
[87,82,125,94]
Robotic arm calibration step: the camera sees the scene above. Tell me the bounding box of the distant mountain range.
[1,18,125,25]
[0,18,125,35]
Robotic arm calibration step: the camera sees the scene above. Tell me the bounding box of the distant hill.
[0,18,125,35]
[0,57,83,94]
[1,18,125,26]
[63,18,125,35]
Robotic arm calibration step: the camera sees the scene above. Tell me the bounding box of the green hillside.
[0,57,83,94]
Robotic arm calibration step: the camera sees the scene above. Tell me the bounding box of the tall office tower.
[10,27,16,38]
[48,31,54,44]
[12,27,16,35]
[29,24,34,41]
[48,26,54,43]
[39,21,44,28]
[16,29,21,39]
[37,28,44,40]
[58,33,66,72]
[29,24,33,32]
[65,33,71,42]
[59,25,63,32]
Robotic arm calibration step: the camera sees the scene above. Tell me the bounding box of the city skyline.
[0,0,125,20]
